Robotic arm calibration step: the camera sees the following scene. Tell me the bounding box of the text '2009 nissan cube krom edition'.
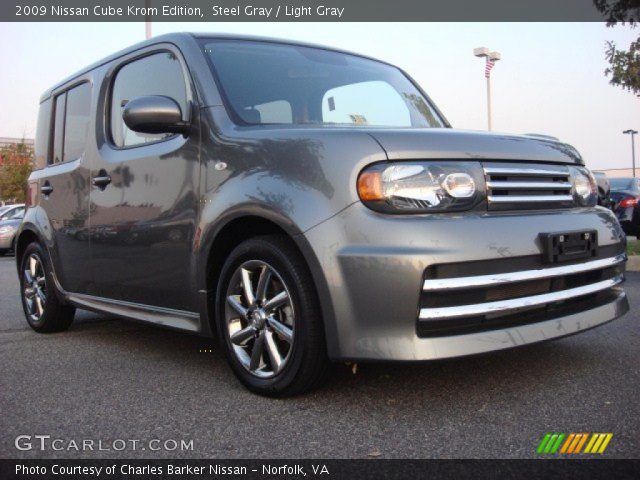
[17,34,629,396]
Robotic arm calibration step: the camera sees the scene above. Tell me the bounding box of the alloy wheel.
[224,260,295,378]
[23,254,47,323]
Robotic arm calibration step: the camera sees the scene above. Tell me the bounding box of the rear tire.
[19,242,75,333]
[215,234,329,397]
[0,249,7,256]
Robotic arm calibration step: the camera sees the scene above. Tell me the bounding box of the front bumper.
[304,204,629,361]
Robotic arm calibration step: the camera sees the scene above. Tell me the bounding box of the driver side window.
[110,52,188,148]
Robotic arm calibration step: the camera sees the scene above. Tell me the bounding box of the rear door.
[87,47,200,311]
[37,82,93,293]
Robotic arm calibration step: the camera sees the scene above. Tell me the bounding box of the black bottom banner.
[1,459,639,480]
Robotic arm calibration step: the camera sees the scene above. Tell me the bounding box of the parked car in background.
[610,177,640,237]
[593,172,612,208]
[0,210,24,255]
[0,204,25,222]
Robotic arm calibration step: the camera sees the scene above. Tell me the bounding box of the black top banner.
[2,0,638,22]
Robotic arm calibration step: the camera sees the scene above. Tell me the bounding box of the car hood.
[365,128,583,165]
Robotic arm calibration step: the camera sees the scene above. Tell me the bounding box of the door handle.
[41,182,53,196]
[92,172,111,189]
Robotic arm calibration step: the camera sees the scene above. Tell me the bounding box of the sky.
[0,22,638,170]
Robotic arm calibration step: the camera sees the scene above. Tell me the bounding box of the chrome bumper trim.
[422,254,626,292]
[419,274,624,321]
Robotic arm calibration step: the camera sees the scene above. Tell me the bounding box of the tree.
[594,0,640,95]
[0,140,34,203]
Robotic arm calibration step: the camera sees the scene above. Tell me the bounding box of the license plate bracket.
[540,230,598,264]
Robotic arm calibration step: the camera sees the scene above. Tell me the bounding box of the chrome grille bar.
[419,274,624,321]
[488,195,574,203]
[484,166,570,176]
[423,254,626,292]
[486,181,572,190]
[483,164,574,209]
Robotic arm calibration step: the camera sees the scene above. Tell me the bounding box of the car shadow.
[66,310,616,413]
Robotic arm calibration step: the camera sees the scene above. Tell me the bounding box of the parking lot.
[1,254,638,459]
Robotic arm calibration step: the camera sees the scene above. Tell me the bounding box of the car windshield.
[0,208,17,220]
[610,178,635,191]
[201,40,445,128]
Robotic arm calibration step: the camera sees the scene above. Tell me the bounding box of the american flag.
[485,58,496,78]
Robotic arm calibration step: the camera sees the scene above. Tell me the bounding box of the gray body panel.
[17,33,628,362]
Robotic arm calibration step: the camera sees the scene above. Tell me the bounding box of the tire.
[19,242,75,333]
[0,249,7,256]
[215,234,329,397]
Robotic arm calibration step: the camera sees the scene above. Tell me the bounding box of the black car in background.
[593,171,612,208]
[610,177,640,237]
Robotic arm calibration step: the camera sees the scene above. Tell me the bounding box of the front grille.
[484,163,574,210]
[417,250,626,337]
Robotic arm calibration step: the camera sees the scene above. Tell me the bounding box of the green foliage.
[605,36,640,95]
[594,0,640,95]
[0,141,34,203]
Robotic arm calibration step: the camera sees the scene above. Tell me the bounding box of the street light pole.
[623,129,638,178]
[486,71,492,131]
[474,47,501,131]
[145,0,152,39]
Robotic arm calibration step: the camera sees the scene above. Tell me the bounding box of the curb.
[627,255,640,272]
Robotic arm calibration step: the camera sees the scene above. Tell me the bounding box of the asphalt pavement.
[1,254,638,459]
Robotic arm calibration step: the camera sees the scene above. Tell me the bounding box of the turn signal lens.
[357,171,383,201]
[357,162,484,213]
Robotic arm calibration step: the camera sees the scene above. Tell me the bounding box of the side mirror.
[122,95,189,136]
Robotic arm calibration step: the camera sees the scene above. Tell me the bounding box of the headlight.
[357,162,485,213]
[570,166,597,207]
[0,225,16,235]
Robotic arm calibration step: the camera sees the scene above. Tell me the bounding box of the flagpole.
[486,58,492,131]
[474,47,500,132]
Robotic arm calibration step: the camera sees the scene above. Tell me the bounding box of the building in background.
[0,137,34,149]
[598,168,636,178]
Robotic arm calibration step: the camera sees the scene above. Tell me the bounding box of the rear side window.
[52,94,65,163]
[322,81,411,126]
[252,100,293,124]
[34,99,52,169]
[51,82,92,164]
[63,83,92,161]
[110,52,187,148]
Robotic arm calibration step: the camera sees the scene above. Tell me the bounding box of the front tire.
[19,242,75,333]
[215,235,328,396]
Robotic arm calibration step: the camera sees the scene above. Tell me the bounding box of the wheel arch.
[199,213,337,357]
[15,226,43,274]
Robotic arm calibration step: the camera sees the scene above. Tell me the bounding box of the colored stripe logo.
[537,433,613,454]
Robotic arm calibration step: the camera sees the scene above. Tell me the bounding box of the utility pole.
[623,129,638,178]
[474,47,501,131]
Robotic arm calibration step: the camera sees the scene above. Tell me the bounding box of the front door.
[87,49,200,311]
